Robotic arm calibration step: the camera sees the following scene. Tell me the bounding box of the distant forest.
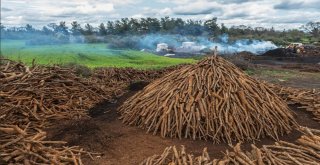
[1,17,319,45]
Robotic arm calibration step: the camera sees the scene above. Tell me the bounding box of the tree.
[120,18,130,34]
[204,17,219,35]
[220,23,228,34]
[128,18,139,34]
[25,24,35,32]
[160,17,174,32]
[98,23,107,36]
[0,23,5,31]
[71,21,82,35]
[173,18,184,34]
[84,23,94,35]
[57,21,69,35]
[47,23,58,32]
[106,21,115,34]
[41,26,53,35]
[146,17,161,33]
[302,21,320,38]
[114,20,122,34]
[0,23,5,39]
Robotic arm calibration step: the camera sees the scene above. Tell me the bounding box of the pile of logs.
[93,66,183,83]
[119,56,298,143]
[0,124,98,164]
[0,59,114,164]
[0,59,175,164]
[269,84,320,122]
[141,127,320,165]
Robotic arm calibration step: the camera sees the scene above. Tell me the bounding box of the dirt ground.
[46,87,320,165]
[248,65,320,89]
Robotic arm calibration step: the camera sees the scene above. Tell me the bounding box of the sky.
[1,0,320,30]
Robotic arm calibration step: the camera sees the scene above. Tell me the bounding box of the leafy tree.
[114,20,122,34]
[47,23,58,32]
[25,24,35,32]
[57,21,69,35]
[41,26,53,35]
[302,21,320,38]
[84,23,94,35]
[71,21,82,35]
[0,23,5,31]
[0,23,5,39]
[106,21,115,34]
[220,23,228,34]
[146,17,161,33]
[204,17,219,35]
[129,18,140,34]
[98,23,107,36]
[160,17,176,32]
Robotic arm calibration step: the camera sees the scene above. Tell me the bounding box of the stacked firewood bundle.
[269,84,320,122]
[0,124,100,164]
[0,58,181,164]
[119,56,298,143]
[0,59,114,164]
[0,59,119,125]
[141,127,320,165]
[93,65,183,83]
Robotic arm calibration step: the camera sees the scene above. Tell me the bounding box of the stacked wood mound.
[119,56,298,143]
[269,84,320,122]
[0,60,116,164]
[0,59,176,164]
[141,127,320,165]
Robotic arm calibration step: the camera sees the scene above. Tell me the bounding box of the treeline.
[0,17,319,45]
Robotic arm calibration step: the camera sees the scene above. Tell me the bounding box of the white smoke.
[138,34,277,54]
[211,34,277,54]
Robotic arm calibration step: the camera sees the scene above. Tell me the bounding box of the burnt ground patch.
[128,81,150,91]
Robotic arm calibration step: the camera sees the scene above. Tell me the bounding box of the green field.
[0,40,195,69]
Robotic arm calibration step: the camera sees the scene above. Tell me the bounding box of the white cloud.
[173,1,222,15]
[1,0,319,29]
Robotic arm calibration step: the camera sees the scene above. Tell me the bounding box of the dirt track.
[46,88,320,165]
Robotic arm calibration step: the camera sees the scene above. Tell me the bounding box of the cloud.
[224,12,250,19]
[274,1,303,10]
[174,8,218,15]
[1,0,320,29]
[1,7,13,11]
[213,0,253,4]
[274,0,320,10]
[141,7,173,17]
[173,1,222,15]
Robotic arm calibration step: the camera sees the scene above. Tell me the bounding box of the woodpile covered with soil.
[141,127,320,165]
[119,56,298,143]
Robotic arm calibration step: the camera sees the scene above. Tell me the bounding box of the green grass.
[0,40,196,69]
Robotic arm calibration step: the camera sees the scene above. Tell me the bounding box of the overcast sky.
[1,0,320,30]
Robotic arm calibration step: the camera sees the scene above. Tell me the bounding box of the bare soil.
[46,85,320,165]
[249,65,320,89]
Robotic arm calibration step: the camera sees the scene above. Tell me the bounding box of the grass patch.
[0,40,196,69]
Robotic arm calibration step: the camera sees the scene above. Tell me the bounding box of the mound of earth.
[119,56,298,144]
[235,51,257,60]
[302,45,320,57]
[262,48,297,57]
